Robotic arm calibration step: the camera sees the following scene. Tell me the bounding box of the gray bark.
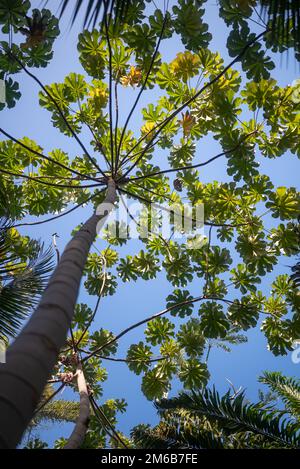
[0,180,116,448]
[64,364,90,449]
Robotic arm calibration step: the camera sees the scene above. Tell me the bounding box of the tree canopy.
[0,0,299,449]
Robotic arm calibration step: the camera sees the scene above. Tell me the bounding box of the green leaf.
[179,359,210,389]
[266,187,300,220]
[89,329,117,357]
[142,368,170,401]
[0,77,21,110]
[199,302,230,339]
[261,317,294,356]
[145,317,175,346]
[228,297,260,330]
[177,318,206,357]
[126,342,153,375]
[166,289,194,318]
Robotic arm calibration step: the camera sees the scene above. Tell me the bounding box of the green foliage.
[166,289,194,318]
[126,342,153,375]
[145,317,175,346]
[2,0,300,447]
[133,377,300,448]
[0,2,59,109]
[199,302,230,338]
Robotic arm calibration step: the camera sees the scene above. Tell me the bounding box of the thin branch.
[0,167,100,189]
[83,295,268,363]
[119,29,268,180]
[83,295,206,362]
[118,186,244,228]
[114,80,120,173]
[127,130,258,183]
[0,127,101,183]
[80,352,167,364]
[89,394,128,449]
[119,190,173,258]
[33,383,65,418]
[76,255,107,347]
[3,47,107,178]
[11,190,103,228]
[115,8,169,172]
[118,138,160,171]
[103,0,115,175]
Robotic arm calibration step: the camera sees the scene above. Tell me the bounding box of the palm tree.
[131,373,300,449]
[45,0,132,29]
[0,179,117,448]
[260,0,300,55]
[259,371,300,421]
[0,192,53,342]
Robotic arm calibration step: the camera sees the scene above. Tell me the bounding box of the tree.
[0,0,299,448]
[131,371,300,449]
[0,187,53,341]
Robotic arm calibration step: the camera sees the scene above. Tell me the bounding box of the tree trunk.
[64,363,90,449]
[0,180,116,448]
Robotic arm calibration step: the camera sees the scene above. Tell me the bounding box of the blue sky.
[1,1,300,447]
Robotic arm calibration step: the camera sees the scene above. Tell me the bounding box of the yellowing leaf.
[170,51,200,81]
[120,65,142,87]
[178,111,196,137]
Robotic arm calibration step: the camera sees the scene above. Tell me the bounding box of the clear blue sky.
[1,1,299,447]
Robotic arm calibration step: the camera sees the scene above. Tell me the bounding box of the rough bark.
[64,364,90,449]
[0,180,116,448]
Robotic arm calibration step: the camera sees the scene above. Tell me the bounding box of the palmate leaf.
[155,388,300,448]
[142,368,170,401]
[126,341,153,375]
[145,317,175,346]
[199,302,230,339]
[0,0,30,31]
[166,289,194,318]
[0,77,21,110]
[178,359,210,390]
[177,318,206,357]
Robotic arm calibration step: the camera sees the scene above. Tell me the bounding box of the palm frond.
[45,0,132,29]
[131,419,225,449]
[0,241,54,340]
[155,388,300,448]
[260,0,300,57]
[33,399,80,425]
[259,371,300,420]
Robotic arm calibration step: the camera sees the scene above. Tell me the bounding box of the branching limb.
[126,130,258,183]
[3,47,107,178]
[0,127,101,182]
[119,30,268,180]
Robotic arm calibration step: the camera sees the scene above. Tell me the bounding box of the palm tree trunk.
[0,179,117,448]
[64,363,90,449]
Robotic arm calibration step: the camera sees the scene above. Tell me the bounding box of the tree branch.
[0,127,101,183]
[0,167,101,189]
[119,29,268,180]
[3,47,107,178]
